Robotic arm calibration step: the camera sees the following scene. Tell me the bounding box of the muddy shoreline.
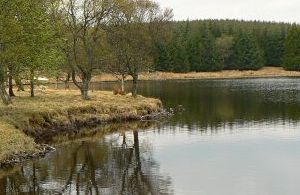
[0,145,55,169]
[34,109,172,143]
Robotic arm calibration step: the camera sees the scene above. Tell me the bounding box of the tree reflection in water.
[0,130,173,195]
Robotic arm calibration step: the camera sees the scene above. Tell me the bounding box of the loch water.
[1,78,300,195]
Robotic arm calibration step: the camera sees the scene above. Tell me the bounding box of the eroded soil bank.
[0,90,165,168]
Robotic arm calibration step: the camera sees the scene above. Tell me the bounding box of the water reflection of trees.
[0,130,173,195]
[137,80,300,129]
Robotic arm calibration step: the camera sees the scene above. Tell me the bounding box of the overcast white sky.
[155,0,299,23]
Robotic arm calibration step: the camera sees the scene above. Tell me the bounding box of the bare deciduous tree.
[108,0,173,97]
[61,0,115,99]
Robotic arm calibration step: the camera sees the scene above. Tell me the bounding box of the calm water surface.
[1,78,300,195]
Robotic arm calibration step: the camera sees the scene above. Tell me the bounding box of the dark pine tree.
[170,22,191,73]
[283,25,300,71]
[228,32,264,70]
[188,25,223,72]
[155,42,173,71]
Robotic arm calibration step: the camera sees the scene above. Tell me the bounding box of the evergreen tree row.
[154,19,293,72]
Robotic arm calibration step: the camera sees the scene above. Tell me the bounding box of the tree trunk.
[8,74,15,97]
[30,70,35,97]
[16,77,25,91]
[0,64,11,105]
[0,83,11,105]
[121,75,125,92]
[132,75,138,98]
[72,71,91,100]
[65,73,70,89]
[81,79,90,100]
[56,77,59,89]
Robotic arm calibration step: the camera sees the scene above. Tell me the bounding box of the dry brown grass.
[0,123,38,162]
[94,67,300,82]
[0,89,162,162]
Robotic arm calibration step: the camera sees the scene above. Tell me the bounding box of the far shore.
[94,67,300,82]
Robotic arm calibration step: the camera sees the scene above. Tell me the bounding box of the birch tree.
[61,0,116,99]
[109,0,173,97]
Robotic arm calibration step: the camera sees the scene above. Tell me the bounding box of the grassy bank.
[0,123,38,164]
[0,90,162,165]
[95,67,300,82]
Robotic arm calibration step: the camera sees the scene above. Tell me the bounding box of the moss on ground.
[0,89,162,163]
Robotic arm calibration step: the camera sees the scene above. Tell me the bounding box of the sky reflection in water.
[1,78,300,195]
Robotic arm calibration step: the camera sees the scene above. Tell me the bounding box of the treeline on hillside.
[154,20,300,72]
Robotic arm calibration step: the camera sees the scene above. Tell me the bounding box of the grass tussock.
[0,89,162,163]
